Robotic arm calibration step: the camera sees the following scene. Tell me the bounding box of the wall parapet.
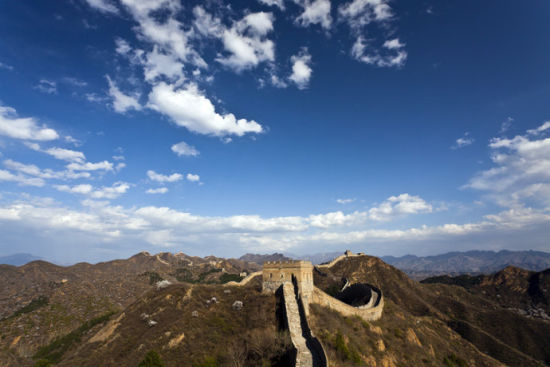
[311,286,384,321]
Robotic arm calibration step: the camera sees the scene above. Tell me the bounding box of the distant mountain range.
[381,250,550,279]
[238,250,550,279]
[0,253,42,266]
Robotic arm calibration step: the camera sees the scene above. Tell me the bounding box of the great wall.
[227,250,384,367]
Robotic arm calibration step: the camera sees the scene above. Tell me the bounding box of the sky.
[0,0,549,264]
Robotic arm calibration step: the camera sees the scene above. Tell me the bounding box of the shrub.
[443,354,467,367]
[138,350,164,367]
[33,311,116,364]
[7,296,49,320]
[219,273,243,284]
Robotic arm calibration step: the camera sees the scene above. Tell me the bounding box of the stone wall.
[311,286,384,321]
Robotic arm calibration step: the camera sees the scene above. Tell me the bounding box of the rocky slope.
[2,251,550,367]
[0,252,259,366]
[317,255,550,367]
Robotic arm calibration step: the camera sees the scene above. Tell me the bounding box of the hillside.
[1,252,550,366]
[317,255,550,367]
[0,252,259,366]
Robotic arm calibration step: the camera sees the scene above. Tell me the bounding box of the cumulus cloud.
[55,182,130,199]
[289,48,312,89]
[294,0,332,29]
[0,105,59,141]
[147,82,263,137]
[340,0,407,68]
[1,194,548,260]
[452,132,474,149]
[147,170,182,183]
[106,76,141,113]
[142,46,184,83]
[115,38,131,55]
[186,173,200,182]
[119,0,205,68]
[3,159,91,181]
[368,193,433,221]
[146,187,169,194]
[465,121,550,207]
[216,12,275,72]
[0,169,45,187]
[171,141,199,157]
[351,36,407,67]
[258,0,285,10]
[66,160,114,172]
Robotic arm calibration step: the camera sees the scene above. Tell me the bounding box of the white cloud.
[84,0,119,14]
[147,82,263,137]
[147,170,182,183]
[0,105,59,141]
[4,159,91,180]
[465,121,550,207]
[351,36,407,67]
[115,38,131,55]
[106,76,141,113]
[258,0,285,10]
[62,77,88,87]
[216,12,275,72]
[337,198,356,204]
[368,193,433,221]
[171,141,199,157]
[55,182,129,199]
[146,187,169,194]
[340,0,406,68]
[2,194,548,258]
[527,121,550,136]
[67,161,114,171]
[383,38,404,50]
[44,147,86,163]
[119,0,205,68]
[192,6,223,37]
[0,61,14,71]
[186,173,200,182]
[294,0,332,29]
[499,117,514,134]
[34,79,57,94]
[452,132,474,149]
[289,48,312,89]
[142,46,184,83]
[0,169,45,187]
[339,0,392,27]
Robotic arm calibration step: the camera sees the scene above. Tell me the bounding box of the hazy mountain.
[382,250,550,279]
[239,253,292,264]
[0,253,42,266]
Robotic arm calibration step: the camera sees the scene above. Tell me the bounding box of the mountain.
[2,251,550,367]
[382,250,550,279]
[239,253,292,264]
[0,252,259,366]
[0,253,42,266]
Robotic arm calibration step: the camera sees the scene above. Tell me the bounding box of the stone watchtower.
[262,260,314,304]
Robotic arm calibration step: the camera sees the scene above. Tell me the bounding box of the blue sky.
[0,0,549,263]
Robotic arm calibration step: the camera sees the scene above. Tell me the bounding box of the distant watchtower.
[262,260,314,303]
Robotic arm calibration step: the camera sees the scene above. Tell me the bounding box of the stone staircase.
[282,282,314,367]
